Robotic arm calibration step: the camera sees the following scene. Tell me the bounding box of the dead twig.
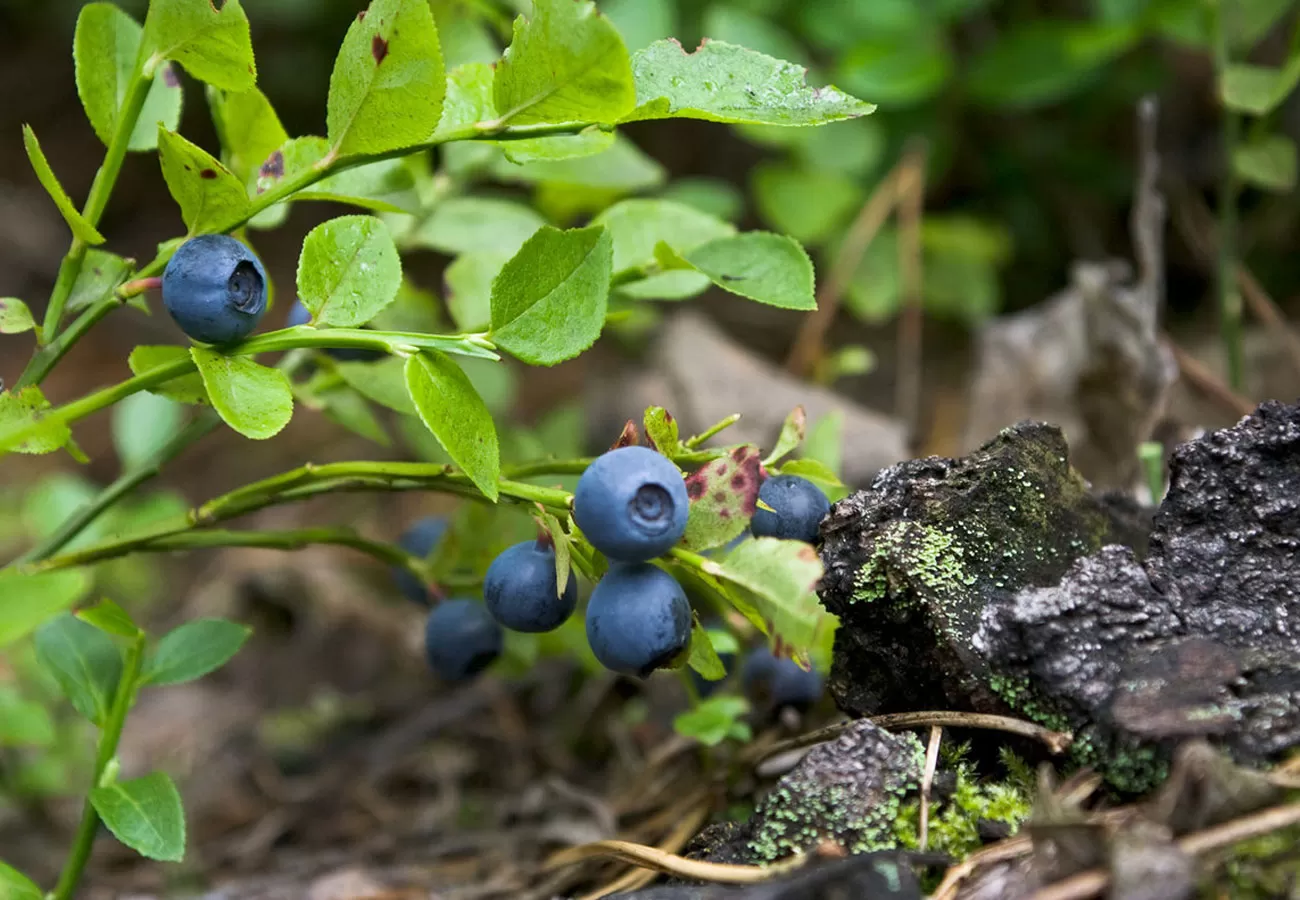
[578,798,713,900]
[549,839,807,886]
[1164,337,1256,418]
[919,725,944,852]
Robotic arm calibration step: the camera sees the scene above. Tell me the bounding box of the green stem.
[16,295,121,389]
[19,412,221,563]
[51,632,146,900]
[1212,0,1245,391]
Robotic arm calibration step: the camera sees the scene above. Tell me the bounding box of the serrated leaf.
[90,771,186,862]
[683,232,816,310]
[0,387,73,456]
[404,352,500,500]
[0,569,93,647]
[433,61,496,138]
[535,509,573,598]
[686,617,726,681]
[0,863,42,900]
[297,215,402,327]
[142,0,255,91]
[1233,133,1297,192]
[625,40,874,125]
[708,536,828,656]
[157,128,250,235]
[490,225,611,365]
[67,249,134,315]
[129,345,210,405]
[764,406,806,467]
[493,0,636,125]
[411,197,545,256]
[208,84,288,182]
[22,125,105,244]
[445,251,511,331]
[191,348,293,440]
[326,0,445,157]
[673,695,750,746]
[144,618,251,685]
[318,384,390,446]
[75,3,183,153]
[254,136,420,217]
[592,199,735,273]
[34,615,123,726]
[77,599,142,639]
[336,356,417,415]
[682,445,763,551]
[112,391,186,470]
[643,406,683,456]
[0,297,37,335]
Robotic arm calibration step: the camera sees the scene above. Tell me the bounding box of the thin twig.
[579,798,713,900]
[1164,336,1256,417]
[928,835,1033,900]
[919,725,943,852]
[896,142,928,443]
[548,839,807,885]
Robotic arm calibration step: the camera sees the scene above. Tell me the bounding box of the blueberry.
[392,517,447,604]
[484,539,578,633]
[424,598,503,682]
[585,563,691,677]
[742,647,823,712]
[286,300,384,362]
[574,446,689,562]
[750,475,831,544]
[162,234,268,345]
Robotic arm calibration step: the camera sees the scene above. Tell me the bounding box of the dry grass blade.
[919,725,943,851]
[548,841,807,886]
[578,798,713,900]
[928,835,1034,900]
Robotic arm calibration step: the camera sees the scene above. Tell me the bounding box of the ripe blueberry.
[573,446,689,562]
[424,598,503,682]
[750,475,831,544]
[392,516,447,605]
[742,647,823,712]
[484,539,578,633]
[585,563,691,677]
[162,234,268,345]
[286,300,383,362]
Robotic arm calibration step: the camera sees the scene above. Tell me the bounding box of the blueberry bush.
[0,0,867,893]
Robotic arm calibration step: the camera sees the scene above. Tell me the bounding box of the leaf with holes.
[22,126,104,244]
[129,346,210,405]
[405,352,500,500]
[91,772,186,862]
[191,348,293,440]
[326,0,445,157]
[143,0,255,91]
[706,536,828,660]
[682,445,762,551]
[157,128,250,234]
[34,615,123,726]
[297,216,402,327]
[493,0,636,126]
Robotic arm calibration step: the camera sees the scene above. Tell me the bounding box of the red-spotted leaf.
[643,406,684,457]
[681,445,762,551]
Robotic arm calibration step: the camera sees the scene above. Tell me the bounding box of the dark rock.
[609,851,922,899]
[822,402,1300,791]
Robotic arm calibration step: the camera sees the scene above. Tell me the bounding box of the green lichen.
[850,522,977,607]
[987,673,1074,734]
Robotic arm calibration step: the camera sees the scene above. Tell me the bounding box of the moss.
[1207,821,1300,898]
[987,673,1075,734]
[892,763,1033,860]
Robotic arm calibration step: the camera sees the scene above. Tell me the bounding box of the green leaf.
[317,384,390,446]
[22,125,104,245]
[191,348,294,440]
[112,391,186,470]
[0,863,42,900]
[90,771,186,862]
[0,570,93,647]
[673,695,750,746]
[592,199,735,273]
[34,614,123,726]
[487,133,666,191]
[156,127,250,235]
[625,40,874,125]
[752,162,864,246]
[501,125,616,164]
[67,249,133,315]
[326,0,445,157]
[707,536,829,656]
[74,3,183,153]
[0,297,37,336]
[764,406,806,467]
[1233,133,1297,191]
[433,62,496,139]
[801,410,843,478]
[493,0,636,125]
[0,688,57,748]
[129,345,210,405]
[490,225,612,365]
[254,136,421,217]
[410,197,545,256]
[968,20,1138,109]
[142,0,255,91]
[404,352,501,500]
[1221,61,1300,115]
[535,509,573,598]
[445,251,511,331]
[77,599,142,639]
[685,617,726,681]
[643,406,684,456]
[0,387,73,456]
[617,270,712,301]
[682,445,763,551]
[144,618,251,685]
[660,177,745,223]
[336,356,417,416]
[778,457,849,503]
[833,30,952,108]
[682,232,816,310]
[208,85,289,182]
[297,215,402,327]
